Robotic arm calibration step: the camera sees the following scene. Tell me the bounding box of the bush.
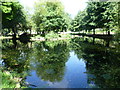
[45,31,59,40]
[0,67,28,88]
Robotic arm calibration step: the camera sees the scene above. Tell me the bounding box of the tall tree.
[71,1,118,35]
[1,0,27,38]
[32,0,69,36]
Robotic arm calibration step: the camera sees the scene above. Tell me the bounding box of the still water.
[26,52,90,88]
[1,37,120,88]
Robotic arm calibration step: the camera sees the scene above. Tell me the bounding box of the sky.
[19,0,88,18]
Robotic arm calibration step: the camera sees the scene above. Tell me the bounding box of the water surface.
[1,37,120,88]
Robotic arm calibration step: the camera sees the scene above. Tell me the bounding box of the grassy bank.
[1,70,27,88]
[31,31,75,41]
[0,66,27,88]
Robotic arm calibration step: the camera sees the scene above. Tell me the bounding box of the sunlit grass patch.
[1,69,27,88]
[2,70,20,88]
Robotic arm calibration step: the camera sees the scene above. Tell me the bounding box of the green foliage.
[1,69,28,88]
[1,36,120,88]
[1,40,33,88]
[72,37,120,88]
[45,31,71,40]
[45,40,64,48]
[32,41,70,82]
[32,35,43,39]
[71,10,87,31]
[0,70,2,88]
[2,40,31,74]
[45,31,59,40]
[71,1,118,35]
[1,0,27,36]
[1,70,24,88]
[32,0,71,35]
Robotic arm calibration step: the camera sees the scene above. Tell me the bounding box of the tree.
[32,0,69,36]
[71,1,118,35]
[71,10,87,32]
[1,0,27,38]
[102,2,118,35]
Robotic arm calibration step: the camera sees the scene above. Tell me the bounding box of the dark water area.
[1,37,120,88]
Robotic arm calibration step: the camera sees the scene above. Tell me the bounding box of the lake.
[1,37,120,88]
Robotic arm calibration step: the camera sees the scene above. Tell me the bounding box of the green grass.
[1,69,27,88]
[45,31,72,40]
[31,31,72,41]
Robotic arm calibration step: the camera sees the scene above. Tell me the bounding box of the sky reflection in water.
[26,51,93,88]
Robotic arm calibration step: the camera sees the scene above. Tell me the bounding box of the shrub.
[45,31,59,40]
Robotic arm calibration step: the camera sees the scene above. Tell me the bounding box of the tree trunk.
[12,38,17,48]
[12,27,17,48]
[12,27,16,39]
[93,37,95,44]
[108,31,110,36]
[93,29,95,35]
[30,28,32,35]
[42,31,45,37]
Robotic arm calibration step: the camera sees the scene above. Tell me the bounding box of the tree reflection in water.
[2,39,32,74]
[72,37,120,88]
[1,37,120,88]
[31,40,70,82]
